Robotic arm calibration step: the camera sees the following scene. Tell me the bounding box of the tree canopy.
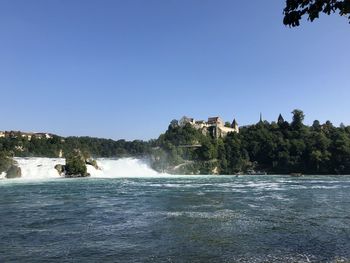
[154,110,350,175]
[283,0,350,27]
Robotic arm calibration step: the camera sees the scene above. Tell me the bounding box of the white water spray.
[14,157,65,180]
[87,158,160,178]
[1,157,162,180]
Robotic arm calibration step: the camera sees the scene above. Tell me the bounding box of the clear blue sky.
[0,0,349,140]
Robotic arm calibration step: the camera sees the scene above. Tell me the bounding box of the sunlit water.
[1,160,350,262]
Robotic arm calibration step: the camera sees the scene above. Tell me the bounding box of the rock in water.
[85,158,99,170]
[0,152,14,174]
[54,164,65,176]
[5,165,21,179]
[64,149,90,178]
[64,173,91,178]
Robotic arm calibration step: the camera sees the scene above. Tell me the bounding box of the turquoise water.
[1,175,350,262]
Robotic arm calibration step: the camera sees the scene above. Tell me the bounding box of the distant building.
[208,117,224,126]
[179,115,239,138]
[0,131,54,140]
[231,119,239,130]
[194,120,207,129]
[277,114,285,125]
[34,133,53,139]
[179,116,195,127]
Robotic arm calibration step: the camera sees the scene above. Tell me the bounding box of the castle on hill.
[178,116,239,138]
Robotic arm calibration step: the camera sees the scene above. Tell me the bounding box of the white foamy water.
[1,157,163,180]
[87,158,161,178]
[0,172,6,179]
[14,157,65,179]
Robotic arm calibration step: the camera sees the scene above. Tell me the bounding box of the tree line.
[0,135,151,158]
[1,109,350,175]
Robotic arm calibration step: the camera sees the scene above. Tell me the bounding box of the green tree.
[291,109,305,130]
[65,150,88,177]
[312,120,321,131]
[329,130,350,174]
[217,139,228,173]
[224,133,249,174]
[197,139,216,161]
[283,0,350,27]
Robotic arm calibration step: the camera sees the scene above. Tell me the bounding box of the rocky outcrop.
[5,165,21,179]
[54,164,65,176]
[56,150,94,178]
[0,152,22,179]
[64,173,91,178]
[53,151,99,178]
[0,152,13,174]
[85,158,99,170]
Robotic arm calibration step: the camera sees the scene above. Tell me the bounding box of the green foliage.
[155,110,350,175]
[0,134,150,158]
[223,133,251,174]
[158,123,206,147]
[283,0,350,27]
[197,139,217,161]
[155,121,251,174]
[291,109,305,130]
[0,150,21,178]
[65,150,88,176]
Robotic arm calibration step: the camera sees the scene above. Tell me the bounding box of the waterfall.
[3,157,161,180]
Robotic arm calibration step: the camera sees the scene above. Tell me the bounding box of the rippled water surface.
[1,175,350,262]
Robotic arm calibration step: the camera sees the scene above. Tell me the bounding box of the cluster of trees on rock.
[56,150,90,178]
[0,151,21,178]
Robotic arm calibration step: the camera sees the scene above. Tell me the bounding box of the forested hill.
[1,109,350,175]
[153,110,350,175]
[0,135,151,158]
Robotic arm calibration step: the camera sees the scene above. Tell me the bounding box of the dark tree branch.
[283,0,350,27]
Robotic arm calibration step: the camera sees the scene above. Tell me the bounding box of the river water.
[1,173,350,262]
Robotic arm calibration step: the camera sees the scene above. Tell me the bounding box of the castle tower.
[277,114,284,125]
[231,118,239,133]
